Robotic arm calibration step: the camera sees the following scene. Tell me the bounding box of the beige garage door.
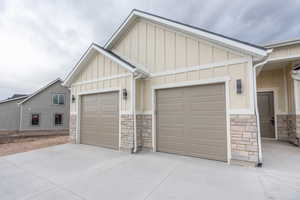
[156,83,227,161]
[80,92,119,149]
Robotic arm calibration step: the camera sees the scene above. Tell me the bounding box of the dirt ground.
[0,136,69,157]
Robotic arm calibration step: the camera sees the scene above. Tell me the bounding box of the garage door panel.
[80,92,119,149]
[156,83,227,162]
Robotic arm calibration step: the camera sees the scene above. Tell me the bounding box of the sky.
[0,0,299,100]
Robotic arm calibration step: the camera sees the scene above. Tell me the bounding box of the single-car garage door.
[156,83,227,161]
[80,92,119,149]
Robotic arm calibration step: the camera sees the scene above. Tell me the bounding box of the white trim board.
[105,10,267,58]
[151,77,231,164]
[151,58,249,78]
[229,109,254,115]
[72,73,131,86]
[268,54,300,64]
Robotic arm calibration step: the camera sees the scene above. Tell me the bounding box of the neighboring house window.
[54,113,63,126]
[31,114,40,126]
[52,94,65,105]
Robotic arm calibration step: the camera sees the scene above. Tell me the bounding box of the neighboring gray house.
[0,95,28,132]
[0,78,70,133]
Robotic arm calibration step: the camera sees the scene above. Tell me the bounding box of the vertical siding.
[269,44,300,59]
[257,68,287,113]
[111,19,244,73]
[139,62,250,112]
[70,52,132,114]
[286,64,295,113]
[0,99,23,131]
[21,82,70,131]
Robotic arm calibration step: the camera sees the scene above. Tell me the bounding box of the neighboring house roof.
[18,78,62,105]
[63,43,143,87]
[8,94,28,99]
[264,38,300,48]
[0,95,28,104]
[104,9,268,58]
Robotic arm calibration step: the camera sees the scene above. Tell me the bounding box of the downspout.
[132,72,144,153]
[252,50,272,165]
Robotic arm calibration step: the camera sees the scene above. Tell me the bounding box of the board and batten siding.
[0,99,24,131]
[135,62,251,112]
[70,52,132,114]
[111,18,244,73]
[257,68,288,114]
[20,82,70,131]
[110,18,253,113]
[269,44,300,60]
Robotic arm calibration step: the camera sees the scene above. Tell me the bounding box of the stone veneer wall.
[120,114,134,152]
[277,114,300,146]
[230,114,259,164]
[69,114,77,143]
[288,115,300,146]
[277,115,289,141]
[295,115,300,146]
[136,114,152,150]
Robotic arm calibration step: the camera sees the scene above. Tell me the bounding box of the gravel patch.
[0,136,69,157]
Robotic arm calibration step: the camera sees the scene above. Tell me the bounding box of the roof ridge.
[105,9,267,51]
[18,78,62,105]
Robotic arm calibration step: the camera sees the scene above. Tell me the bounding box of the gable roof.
[63,43,139,87]
[18,78,62,105]
[0,95,28,105]
[104,9,268,58]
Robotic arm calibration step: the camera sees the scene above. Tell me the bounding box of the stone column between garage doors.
[69,114,77,143]
[136,114,153,151]
[230,114,259,166]
[120,114,135,152]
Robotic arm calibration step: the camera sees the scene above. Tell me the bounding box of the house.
[0,79,70,134]
[0,95,28,132]
[63,9,300,166]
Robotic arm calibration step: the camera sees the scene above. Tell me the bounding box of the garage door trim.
[76,88,122,149]
[151,77,231,163]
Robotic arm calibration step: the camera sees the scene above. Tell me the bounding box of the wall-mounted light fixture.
[236,79,242,94]
[72,95,76,103]
[122,89,128,100]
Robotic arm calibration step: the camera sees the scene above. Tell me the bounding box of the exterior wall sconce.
[122,89,128,100]
[236,79,242,94]
[72,95,76,103]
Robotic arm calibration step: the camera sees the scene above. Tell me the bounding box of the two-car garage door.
[80,92,119,149]
[156,83,227,162]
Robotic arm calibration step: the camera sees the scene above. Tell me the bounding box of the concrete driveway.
[0,141,299,200]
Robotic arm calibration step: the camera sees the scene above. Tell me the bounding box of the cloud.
[0,0,299,100]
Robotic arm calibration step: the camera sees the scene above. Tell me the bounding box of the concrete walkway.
[0,141,299,200]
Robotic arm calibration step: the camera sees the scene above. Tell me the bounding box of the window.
[54,114,63,126]
[52,94,65,105]
[31,114,40,126]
